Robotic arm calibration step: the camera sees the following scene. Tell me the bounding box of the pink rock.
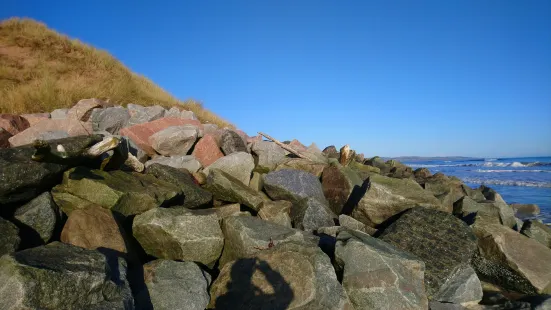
[247,134,263,144]
[119,117,202,155]
[290,139,307,152]
[67,98,113,121]
[0,114,30,135]
[0,128,11,148]
[8,119,93,147]
[21,113,50,126]
[192,134,224,167]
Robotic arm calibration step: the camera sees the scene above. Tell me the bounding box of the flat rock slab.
[351,174,445,227]
[521,220,551,248]
[0,114,29,135]
[0,135,102,205]
[203,152,254,186]
[149,125,198,156]
[205,169,264,211]
[52,167,181,216]
[14,192,61,243]
[218,216,319,267]
[61,205,127,253]
[145,155,202,172]
[293,197,337,231]
[275,158,328,177]
[67,98,112,121]
[0,242,133,309]
[335,229,428,310]
[127,104,166,126]
[472,220,551,294]
[133,208,224,267]
[263,169,328,204]
[0,218,20,257]
[145,163,212,209]
[258,200,293,228]
[378,207,478,298]
[433,264,482,305]
[21,113,50,126]
[192,133,224,167]
[138,259,211,310]
[511,203,540,217]
[9,119,93,147]
[120,117,201,155]
[210,242,352,310]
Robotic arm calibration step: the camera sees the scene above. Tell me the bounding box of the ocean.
[402,157,551,223]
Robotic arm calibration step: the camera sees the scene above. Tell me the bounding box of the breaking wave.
[474,169,551,173]
[410,161,551,168]
[461,178,551,188]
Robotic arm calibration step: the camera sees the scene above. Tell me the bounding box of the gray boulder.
[0,135,103,205]
[91,107,130,134]
[433,265,483,305]
[218,216,319,267]
[127,104,165,126]
[14,192,61,243]
[248,171,264,191]
[0,242,133,309]
[210,242,352,310]
[511,203,541,217]
[149,125,198,156]
[251,141,286,172]
[137,259,211,310]
[180,110,198,120]
[205,169,264,211]
[293,197,337,231]
[454,196,516,228]
[203,152,254,186]
[378,207,478,298]
[335,229,428,310]
[50,108,69,119]
[0,218,20,256]
[145,155,202,172]
[133,208,223,267]
[145,164,212,209]
[264,169,328,204]
[37,130,70,141]
[164,107,181,118]
[521,220,551,248]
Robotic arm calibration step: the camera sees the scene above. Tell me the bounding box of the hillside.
[0,18,231,128]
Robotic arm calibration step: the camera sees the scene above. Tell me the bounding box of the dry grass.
[0,17,232,128]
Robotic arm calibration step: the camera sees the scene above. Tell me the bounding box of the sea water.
[402,157,551,223]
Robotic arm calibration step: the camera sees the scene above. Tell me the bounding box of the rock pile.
[1,99,550,309]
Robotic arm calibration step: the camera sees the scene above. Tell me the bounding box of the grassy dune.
[0,18,232,128]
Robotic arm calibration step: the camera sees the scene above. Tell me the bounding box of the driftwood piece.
[125,153,144,172]
[85,136,121,157]
[258,132,310,160]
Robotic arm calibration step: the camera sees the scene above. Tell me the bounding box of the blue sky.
[2,0,550,158]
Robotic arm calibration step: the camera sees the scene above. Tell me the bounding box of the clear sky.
[2,0,550,158]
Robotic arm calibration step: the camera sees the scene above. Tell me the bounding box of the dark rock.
[145,163,212,209]
[138,259,211,310]
[0,242,133,309]
[218,216,319,267]
[421,173,468,213]
[479,185,507,203]
[339,145,355,166]
[322,145,339,159]
[321,164,363,214]
[13,192,61,243]
[364,156,391,174]
[133,207,224,267]
[52,167,181,216]
[292,197,337,231]
[521,220,551,248]
[220,130,248,155]
[210,242,352,309]
[378,207,478,298]
[414,168,432,181]
[205,169,264,211]
[0,135,102,206]
[335,229,428,309]
[0,217,20,256]
[454,196,516,228]
[0,128,11,148]
[428,301,466,310]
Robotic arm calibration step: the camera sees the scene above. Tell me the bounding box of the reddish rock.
[247,134,263,144]
[61,206,127,253]
[67,98,112,121]
[8,119,93,147]
[0,128,11,148]
[289,139,307,152]
[0,114,30,135]
[21,113,50,126]
[192,134,224,167]
[120,117,202,155]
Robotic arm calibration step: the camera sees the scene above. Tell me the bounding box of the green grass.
[0,17,232,128]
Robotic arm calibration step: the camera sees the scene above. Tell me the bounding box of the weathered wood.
[258,132,310,160]
[125,153,144,172]
[85,136,120,157]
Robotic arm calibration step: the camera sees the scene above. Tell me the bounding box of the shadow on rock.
[214,257,294,310]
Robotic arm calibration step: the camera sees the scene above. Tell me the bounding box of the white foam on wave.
[474,169,550,173]
[409,161,551,168]
[461,177,551,188]
[485,158,498,162]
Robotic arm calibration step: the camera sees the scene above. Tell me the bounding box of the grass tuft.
[0,17,232,128]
